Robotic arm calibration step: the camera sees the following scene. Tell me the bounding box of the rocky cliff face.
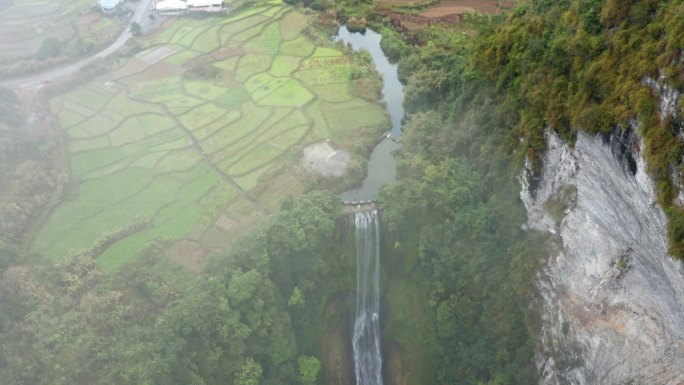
[521,130,684,384]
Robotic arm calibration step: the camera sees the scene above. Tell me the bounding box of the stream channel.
[335,26,404,202]
[333,26,404,385]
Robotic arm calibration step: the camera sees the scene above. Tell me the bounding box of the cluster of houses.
[96,0,226,15]
[155,0,227,15]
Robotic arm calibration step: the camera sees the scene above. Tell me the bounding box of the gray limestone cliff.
[521,130,684,384]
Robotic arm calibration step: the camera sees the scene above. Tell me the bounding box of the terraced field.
[0,0,121,60]
[34,4,388,271]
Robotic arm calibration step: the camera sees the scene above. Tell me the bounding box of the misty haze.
[1,0,684,384]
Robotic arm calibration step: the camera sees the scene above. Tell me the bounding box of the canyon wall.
[522,130,684,384]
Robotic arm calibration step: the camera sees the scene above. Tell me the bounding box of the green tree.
[288,286,305,308]
[297,355,320,385]
[235,357,262,385]
[131,22,142,37]
[266,191,339,296]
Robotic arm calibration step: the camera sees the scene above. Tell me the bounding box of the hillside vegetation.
[379,33,546,385]
[4,0,684,384]
[0,191,346,385]
[361,0,684,383]
[0,4,385,384]
[475,0,684,258]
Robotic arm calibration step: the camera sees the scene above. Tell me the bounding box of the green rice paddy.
[34,4,388,271]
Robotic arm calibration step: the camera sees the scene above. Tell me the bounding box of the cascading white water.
[353,209,383,385]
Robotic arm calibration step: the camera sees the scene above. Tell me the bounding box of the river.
[336,26,405,385]
[335,26,404,202]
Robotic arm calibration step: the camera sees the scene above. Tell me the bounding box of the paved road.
[0,0,153,91]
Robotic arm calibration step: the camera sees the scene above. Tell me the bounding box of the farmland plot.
[35,4,388,271]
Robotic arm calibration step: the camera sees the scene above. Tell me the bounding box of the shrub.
[131,22,142,37]
[37,37,62,60]
[380,33,410,63]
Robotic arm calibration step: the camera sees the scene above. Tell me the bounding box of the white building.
[155,0,188,15]
[187,0,225,12]
[98,0,121,14]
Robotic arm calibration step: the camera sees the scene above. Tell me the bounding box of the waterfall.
[353,209,383,385]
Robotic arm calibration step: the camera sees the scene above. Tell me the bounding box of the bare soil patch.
[385,342,410,385]
[421,0,505,18]
[379,9,459,31]
[211,47,245,61]
[379,0,516,32]
[301,141,350,177]
[112,58,149,80]
[376,0,434,7]
[167,239,208,271]
[122,61,184,84]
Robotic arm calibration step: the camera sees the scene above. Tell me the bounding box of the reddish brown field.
[421,0,511,18]
[378,0,517,32]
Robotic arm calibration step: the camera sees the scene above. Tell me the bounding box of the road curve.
[0,0,153,91]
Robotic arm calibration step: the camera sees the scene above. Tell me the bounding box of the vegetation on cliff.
[377,24,548,382]
[377,3,684,384]
[474,0,684,258]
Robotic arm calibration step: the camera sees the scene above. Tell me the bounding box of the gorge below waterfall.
[353,209,384,385]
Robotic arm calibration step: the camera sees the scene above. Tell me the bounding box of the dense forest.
[378,24,547,385]
[2,0,684,384]
[380,1,684,379]
[379,1,684,382]
[0,191,343,384]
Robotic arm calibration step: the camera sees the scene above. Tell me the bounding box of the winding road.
[0,0,153,91]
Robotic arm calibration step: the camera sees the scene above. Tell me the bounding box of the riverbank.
[336,26,404,202]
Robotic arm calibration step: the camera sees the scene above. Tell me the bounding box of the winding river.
[335,26,404,202]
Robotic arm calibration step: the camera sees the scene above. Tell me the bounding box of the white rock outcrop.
[522,131,684,384]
